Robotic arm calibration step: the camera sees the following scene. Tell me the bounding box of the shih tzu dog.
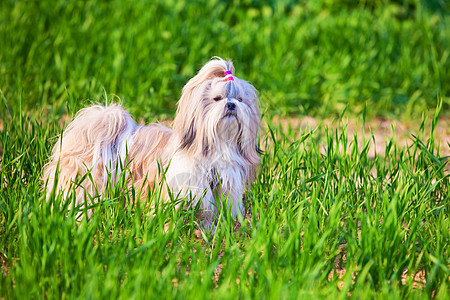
[43,57,261,229]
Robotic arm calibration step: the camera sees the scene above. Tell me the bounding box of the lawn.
[1,0,449,299]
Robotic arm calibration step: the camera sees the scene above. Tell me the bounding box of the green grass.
[1,0,449,118]
[1,0,449,299]
[1,101,448,298]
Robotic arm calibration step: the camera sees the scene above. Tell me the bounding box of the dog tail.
[43,104,137,206]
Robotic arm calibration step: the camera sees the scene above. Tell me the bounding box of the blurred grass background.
[1,0,449,120]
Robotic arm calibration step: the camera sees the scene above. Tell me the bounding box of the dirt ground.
[272,115,450,159]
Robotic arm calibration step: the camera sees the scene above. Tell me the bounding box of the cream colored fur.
[43,57,261,229]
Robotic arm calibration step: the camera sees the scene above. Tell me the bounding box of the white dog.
[43,57,261,229]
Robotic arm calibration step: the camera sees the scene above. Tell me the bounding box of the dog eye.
[213,96,222,101]
[236,96,243,102]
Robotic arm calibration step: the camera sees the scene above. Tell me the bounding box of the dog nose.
[226,102,236,111]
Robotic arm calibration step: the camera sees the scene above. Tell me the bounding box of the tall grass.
[0,99,448,298]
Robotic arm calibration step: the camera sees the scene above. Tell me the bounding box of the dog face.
[173,58,260,165]
[204,76,259,147]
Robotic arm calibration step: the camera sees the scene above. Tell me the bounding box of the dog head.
[173,57,260,165]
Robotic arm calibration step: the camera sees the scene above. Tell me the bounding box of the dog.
[43,57,261,230]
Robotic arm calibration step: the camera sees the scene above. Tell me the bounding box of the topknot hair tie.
[224,70,234,81]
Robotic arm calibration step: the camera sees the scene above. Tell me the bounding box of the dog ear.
[236,85,261,174]
[173,80,202,154]
[202,135,209,156]
[179,119,196,150]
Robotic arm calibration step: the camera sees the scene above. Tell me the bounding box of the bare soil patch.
[272,115,450,159]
